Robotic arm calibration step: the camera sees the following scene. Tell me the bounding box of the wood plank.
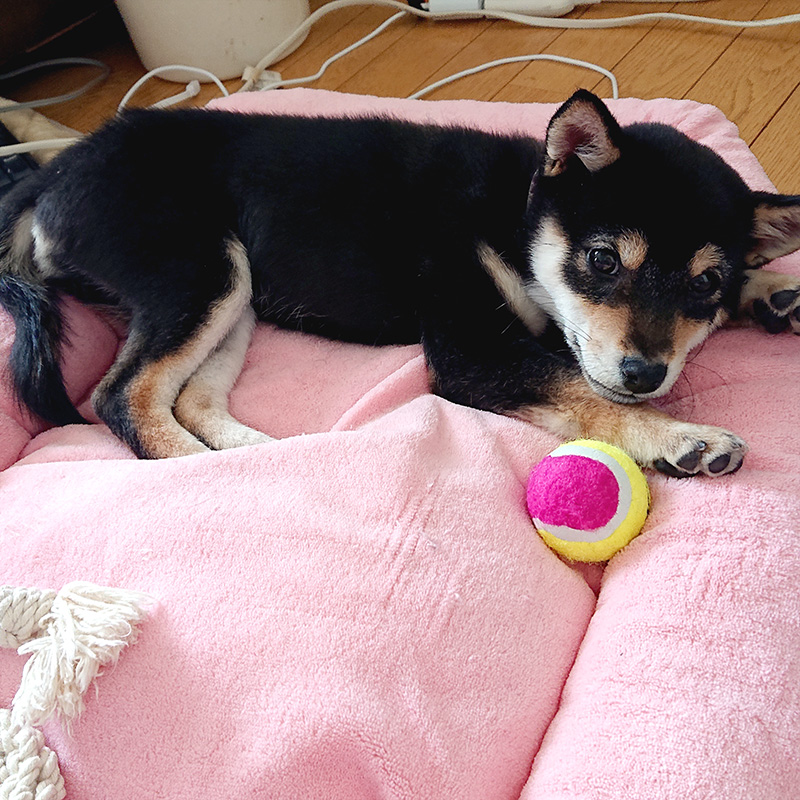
[273,0,370,75]
[404,9,586,102]
[686,0,800,143]
[271,6,410,91]
[335,13,487,96]
[492,2,680,104]
[751,85,800,192]
[1,0,799,153]
[599,0,768,101]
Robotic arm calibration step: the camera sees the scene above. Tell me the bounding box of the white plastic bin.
[116,0,310,81]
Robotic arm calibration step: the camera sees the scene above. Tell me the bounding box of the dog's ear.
[543,90,622,177]
[747,192,800,266]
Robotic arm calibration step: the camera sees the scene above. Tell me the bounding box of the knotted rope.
[0,709,64,800]
[0,588,57,651]
[0,582,153,800]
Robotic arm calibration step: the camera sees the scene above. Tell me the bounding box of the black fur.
[0,174,85,425]
[0,273,83,425]
[529,120,755,319]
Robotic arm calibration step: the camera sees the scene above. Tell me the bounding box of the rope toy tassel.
[1,581,152,799]
[8,582,154,730]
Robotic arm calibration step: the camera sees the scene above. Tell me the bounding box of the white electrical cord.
[150,80,202,109]
[0,58,111,115]
[409,53,619,99]
[239,0,800,92]
[252,11,407,90]
[117,66,229,112]
[0,138,81,156]
[2,1,800,159]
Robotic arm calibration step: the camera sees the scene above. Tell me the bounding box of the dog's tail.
[0,176,85,425]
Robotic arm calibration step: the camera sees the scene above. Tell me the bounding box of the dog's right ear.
[543,90,623,177]
[747,192,800,266]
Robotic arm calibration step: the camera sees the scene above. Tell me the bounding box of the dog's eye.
[588,247,620,276]
[688,271,721,296]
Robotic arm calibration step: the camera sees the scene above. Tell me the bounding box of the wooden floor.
[6,0,800,191]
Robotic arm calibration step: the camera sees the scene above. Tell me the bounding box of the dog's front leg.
[426,320,747,478]
[422,247,747,478]
[513,373,747,478]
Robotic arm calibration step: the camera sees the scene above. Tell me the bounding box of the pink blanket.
[2,89,800,800]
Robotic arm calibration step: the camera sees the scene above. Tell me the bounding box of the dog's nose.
[620,357,668,394]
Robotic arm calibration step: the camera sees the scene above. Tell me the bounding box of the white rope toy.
[0,709,63,800]
[0,582,154,800]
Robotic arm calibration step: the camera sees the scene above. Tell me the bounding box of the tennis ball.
[526,439,650,562]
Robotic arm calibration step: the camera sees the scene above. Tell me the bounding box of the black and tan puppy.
[1,90,799,476]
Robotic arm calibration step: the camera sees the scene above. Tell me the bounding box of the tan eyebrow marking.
[615,231,648,271]
[689,244,725,278]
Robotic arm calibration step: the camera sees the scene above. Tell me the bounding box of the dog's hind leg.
[173,305,273,450]
[91,237,254,459]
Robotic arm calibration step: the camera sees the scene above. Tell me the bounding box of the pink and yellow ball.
[526,439,650,562]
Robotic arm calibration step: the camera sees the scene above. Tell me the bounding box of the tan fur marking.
[580,302,629,351]
[128,356,209,458]
[93,236,254,458]
[512,374,665,448]
[0,210,39,282]
[174,308,272,450]
[543,158,567,178]
[615,231,648,271]
[689,244,724,278]
[512,373,747,473]
[739,268,799,312]
[477,242,547,336]
[671,315,721,359]
[748,203,800,266]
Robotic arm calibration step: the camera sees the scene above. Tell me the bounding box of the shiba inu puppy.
[1,90,799,476]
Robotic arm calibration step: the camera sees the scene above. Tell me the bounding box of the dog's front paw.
[642,423,748,478]
[740,269,800,334]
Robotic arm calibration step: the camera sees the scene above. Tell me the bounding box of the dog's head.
[524,89,800,403]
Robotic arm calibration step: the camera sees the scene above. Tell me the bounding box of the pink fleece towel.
[1,89,800,800]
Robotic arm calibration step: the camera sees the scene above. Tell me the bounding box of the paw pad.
[753,298,791,334]
[707,453,731,474]
[770,288,799,311]
[746,273,800,335]
[651,429,747,478]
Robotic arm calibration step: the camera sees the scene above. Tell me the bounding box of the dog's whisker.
[526,294,592,344]
[672,369,697,419]
[551,312,592,343]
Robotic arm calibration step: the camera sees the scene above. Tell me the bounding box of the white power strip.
[423,0,585,13]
